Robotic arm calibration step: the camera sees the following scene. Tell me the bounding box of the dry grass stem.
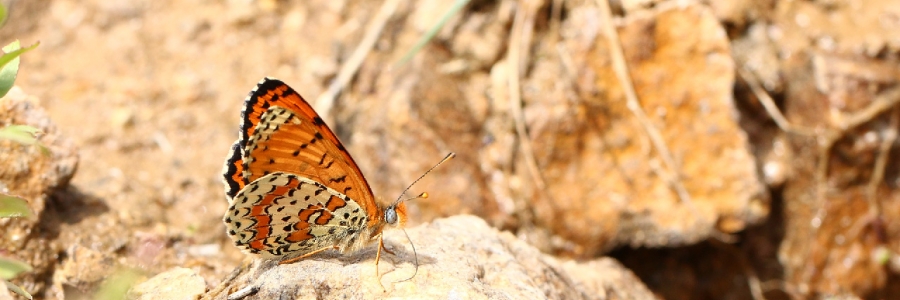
[507,0,549,194]
[315,0,401,123]
[594,0,693,208]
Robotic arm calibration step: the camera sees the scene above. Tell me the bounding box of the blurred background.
[1,0,899,299]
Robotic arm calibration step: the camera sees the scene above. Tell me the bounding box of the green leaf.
[0,125,40,144]
[4,280,33,300]
[0,40,39,98]
[395,0,470,66]
[0,125,49,155]
[874,246,892,266]
[0,256,32,280]
[0,194,31,218]
[0,3,8,29]
[94,268,143,300]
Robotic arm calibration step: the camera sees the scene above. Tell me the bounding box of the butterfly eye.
[385,206,398,225]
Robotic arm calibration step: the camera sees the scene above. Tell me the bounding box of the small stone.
[128,267,206,300]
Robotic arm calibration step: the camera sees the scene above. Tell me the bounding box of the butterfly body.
[222,78,406,261]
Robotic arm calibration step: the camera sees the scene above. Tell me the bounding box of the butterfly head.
[385,153,455,228]
[384,201,408,227]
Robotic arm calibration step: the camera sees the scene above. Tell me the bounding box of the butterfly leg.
[278,246,337,265]
[379,235,396,256]
[375,234,384,275]
[374,234,388,291]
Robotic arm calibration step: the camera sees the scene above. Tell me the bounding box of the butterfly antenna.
[392,152,454,283]
[392,152,456,206]
[397,227,418,282]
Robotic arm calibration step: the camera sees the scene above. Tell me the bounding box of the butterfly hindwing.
[224,172,370,258]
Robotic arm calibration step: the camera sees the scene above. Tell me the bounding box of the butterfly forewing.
[223,78,376,214]
[241,104,380,224]
[223,140,246,200]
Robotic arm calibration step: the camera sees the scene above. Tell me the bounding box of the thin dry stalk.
[737,67,817,136]
[202,259,253,300]
[594,0,693,207]
[866,106,896,217]
[315,0,401,122]
[811,86,900,223]
[507,0,549,193]
[837,87,900,130]
[740,63,900,292]
[555,44,580,103]
[845,105,898,242]
[802,86,900,288]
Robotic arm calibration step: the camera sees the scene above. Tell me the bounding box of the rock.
[512,2,766,255]
[561,259,658,300]
[761,0,900,295]
[0,86,79,295]
[206,215,656,300]
[0,281,12,300]
[341,1,767,258]
[52,244,116,292]
[128,267,206,300]
[0,87,79,229]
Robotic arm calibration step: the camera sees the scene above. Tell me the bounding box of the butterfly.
[221,78,410,268]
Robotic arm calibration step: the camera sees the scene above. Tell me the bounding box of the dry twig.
[738,67,817,136]
[742,61,900,292]
[594,0,694,207]
[866,107,896,217]
[202,259,252,300]
[315,0,401,122]
[507,0,549,193]
[809,86,900,226]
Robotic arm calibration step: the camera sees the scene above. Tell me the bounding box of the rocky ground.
[1,0,899,299]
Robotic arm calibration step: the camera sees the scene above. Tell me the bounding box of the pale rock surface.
[0,282,12,300]
[128,267,207,300]
[195,215,656,300]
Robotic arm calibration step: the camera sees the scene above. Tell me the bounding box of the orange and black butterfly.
[221,78,407,264]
